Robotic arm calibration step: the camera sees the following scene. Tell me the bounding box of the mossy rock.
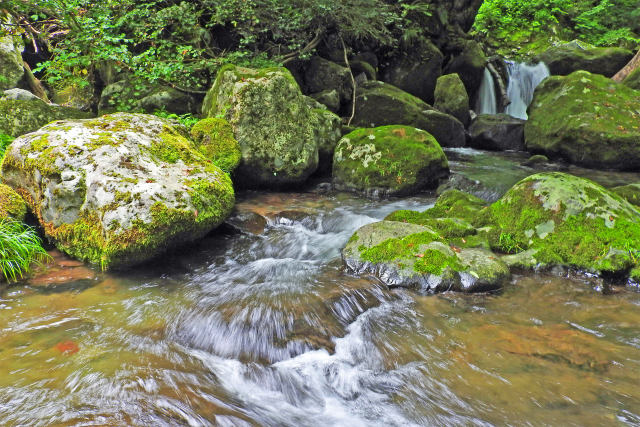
[443,40,487,100]
[434,73,470,126]
[202,65,329,187]
[332,125,449,197]
[0,33,24,90]
[622,67,640,91]
[0,183,26,221]
[536,41,633,77]
[98,78,198,115]
[0,113,235,270]
[381,37,443,104]
[387,189,491,228]
[304,56,352,104]
[310,89,340,113]
[342,220,509,293]
[351,81,465,147]
[490,172,640,275]
[469,114,525,151]
[0,99,91,137]
[190,118,241,173]
[525,71,640,170]
[612,183,640,207]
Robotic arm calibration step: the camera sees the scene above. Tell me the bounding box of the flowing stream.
[1,150,640,426]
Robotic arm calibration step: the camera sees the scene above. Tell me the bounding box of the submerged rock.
[0,98,91,137]
[537,41,633,77]
[521,154,550,167]
[1,113,235,269]
[469,114,525,151]
[351,81,465,147]
[525,71,640,170]
[202,65,340,187]
[332,125,449,197]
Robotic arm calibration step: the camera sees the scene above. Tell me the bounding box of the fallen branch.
[612,48,640,82]
[22,61,50,103]
[280,29,324,65]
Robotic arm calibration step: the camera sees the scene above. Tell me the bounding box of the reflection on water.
[1,153,640,426]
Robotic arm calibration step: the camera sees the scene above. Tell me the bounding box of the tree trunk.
[612,48,640,82]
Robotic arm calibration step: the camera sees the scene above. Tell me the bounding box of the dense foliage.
[1,0,433,93]
[474,0,640,53]
[0,218,49,282]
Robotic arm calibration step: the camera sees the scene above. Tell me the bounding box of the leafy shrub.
[474,0,640,53]
[0,218,50,282]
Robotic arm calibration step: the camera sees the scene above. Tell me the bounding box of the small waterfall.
[504,61,549,119]
[475,67,497,115]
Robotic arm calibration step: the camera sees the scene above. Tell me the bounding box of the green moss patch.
[333,125,449,196]
[190,118,241,172]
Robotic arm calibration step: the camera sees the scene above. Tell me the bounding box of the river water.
[1,149,640,426]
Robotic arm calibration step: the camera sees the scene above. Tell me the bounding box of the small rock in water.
[54,340,79,355]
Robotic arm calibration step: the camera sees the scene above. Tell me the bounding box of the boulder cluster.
[1,14,639,293]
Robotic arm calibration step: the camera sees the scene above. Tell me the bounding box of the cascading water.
[504,61,550,119]
[475,61,549,119]
[475,67,497,115]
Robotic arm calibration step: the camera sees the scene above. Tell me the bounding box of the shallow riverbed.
[1,149,639,426]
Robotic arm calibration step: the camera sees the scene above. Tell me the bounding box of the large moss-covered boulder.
[0,33,24,90]
[0,183,26,221]
[381,37,443,104]
[0,113,235,269]
[202,65,337,187]
[623,67,640,91]
[525,71,640,170]
[190,118,241,173]
[490,172,640,275]
[443,40,487,100]
[342,220,509,293]
[332,126,449,197]
[351,81,465,147]
[0,99,91,137]
[469,114,525,151]
[304,56,352,104]
[537,41,633,77]
[434,73,470,126]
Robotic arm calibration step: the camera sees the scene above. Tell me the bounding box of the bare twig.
[339,34,356,127]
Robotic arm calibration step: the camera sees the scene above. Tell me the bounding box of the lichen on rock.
[1,113,235,270]
[202,65,338,187]
[332,125,449,197]
[525,71,640,170]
